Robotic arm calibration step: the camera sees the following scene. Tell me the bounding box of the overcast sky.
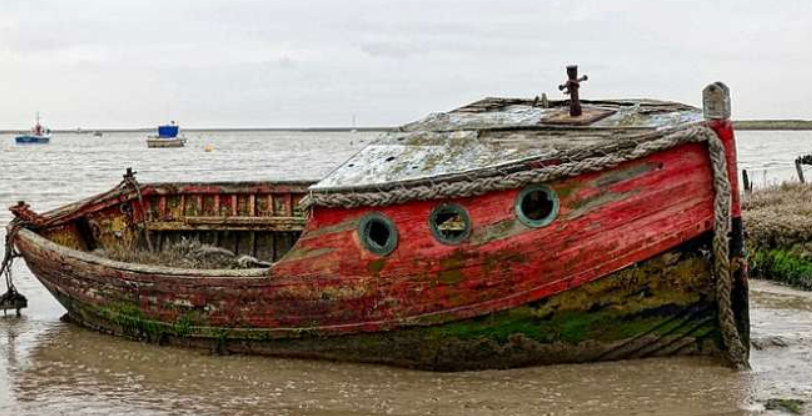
[1,0,810,128]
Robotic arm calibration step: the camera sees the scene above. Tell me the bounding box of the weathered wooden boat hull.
[147,137,186,148]
[17,227,728,370]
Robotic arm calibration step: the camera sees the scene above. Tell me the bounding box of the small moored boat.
[15,113,51,144]
[6,67,750,370]
[147,122,186,148]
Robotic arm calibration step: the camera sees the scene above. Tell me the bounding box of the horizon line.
[0,126,394,134]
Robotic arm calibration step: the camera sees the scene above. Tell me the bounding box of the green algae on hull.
[54,235,724,371]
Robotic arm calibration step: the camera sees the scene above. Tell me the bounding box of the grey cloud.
[1,0,812,128]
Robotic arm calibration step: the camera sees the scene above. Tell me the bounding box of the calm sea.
[0,130,810,415]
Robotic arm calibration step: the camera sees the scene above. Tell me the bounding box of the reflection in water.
[0,131,811,415]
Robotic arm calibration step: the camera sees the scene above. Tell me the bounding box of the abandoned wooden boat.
[6,69,750,370]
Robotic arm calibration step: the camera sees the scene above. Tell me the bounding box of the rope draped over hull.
[1,222,27,315]
[300,123,749,368]
[706,131,749,369]
[302,125,714,209]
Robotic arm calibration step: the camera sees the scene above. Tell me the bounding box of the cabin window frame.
[358,212,399,256]
[429,203,472,245]
[515,184,559,228]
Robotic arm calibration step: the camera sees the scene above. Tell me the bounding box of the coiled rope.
[300,123,749,368]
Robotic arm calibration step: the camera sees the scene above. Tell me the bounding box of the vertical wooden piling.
[796,158,806,184]
[742,169,752,193]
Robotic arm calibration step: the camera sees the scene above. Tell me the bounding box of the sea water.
[0,130,811,415]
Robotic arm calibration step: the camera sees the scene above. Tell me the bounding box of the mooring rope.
[706,131,750,369]
[0,221,27,316]
[300,123,749,368]
[1,223,21,292]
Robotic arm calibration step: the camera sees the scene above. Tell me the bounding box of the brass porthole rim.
[358,212,399,256]
[428,203,472,245]
[515,184,559,228]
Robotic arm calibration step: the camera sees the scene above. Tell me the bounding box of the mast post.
[558,65,588,117]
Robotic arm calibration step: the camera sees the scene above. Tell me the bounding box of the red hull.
[17,141,713,332]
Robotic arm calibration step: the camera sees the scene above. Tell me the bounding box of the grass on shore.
[743,183,812,288]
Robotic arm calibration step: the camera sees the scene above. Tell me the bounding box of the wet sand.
[1,130,812,415]
[0,281,807,415]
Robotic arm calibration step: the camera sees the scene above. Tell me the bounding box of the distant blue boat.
[147,121,186,148]
[15,112,51,144]
[15,135,50,144]
[158,124,179,138]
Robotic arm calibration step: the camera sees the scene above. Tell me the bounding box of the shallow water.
[0,130,811,415]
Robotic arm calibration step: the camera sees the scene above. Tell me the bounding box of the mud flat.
[743,183,812,289]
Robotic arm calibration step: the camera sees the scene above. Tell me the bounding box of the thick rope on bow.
[706,133,749,369]
[300,123,749,368]
[301,125,714,210]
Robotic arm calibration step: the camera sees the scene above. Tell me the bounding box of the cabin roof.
[311,97,702,192]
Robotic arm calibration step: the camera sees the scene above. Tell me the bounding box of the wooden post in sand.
[796,158,806,184]
[742,169,752,193]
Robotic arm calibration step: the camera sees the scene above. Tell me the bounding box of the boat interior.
[32,180,312,267]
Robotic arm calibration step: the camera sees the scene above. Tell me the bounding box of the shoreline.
[0,127,394,134]
[734,120,812,130]
[3,121,812,134]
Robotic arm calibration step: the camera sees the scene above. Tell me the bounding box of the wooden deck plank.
[145,216,305,232]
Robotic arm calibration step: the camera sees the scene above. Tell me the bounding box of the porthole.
[429,204,471,245]
[359,212,398,256]
[515,185,559,228]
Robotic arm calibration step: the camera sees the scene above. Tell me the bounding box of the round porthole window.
[359,212,398,256]
[515,185,559,228]
[429,204,471,245]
